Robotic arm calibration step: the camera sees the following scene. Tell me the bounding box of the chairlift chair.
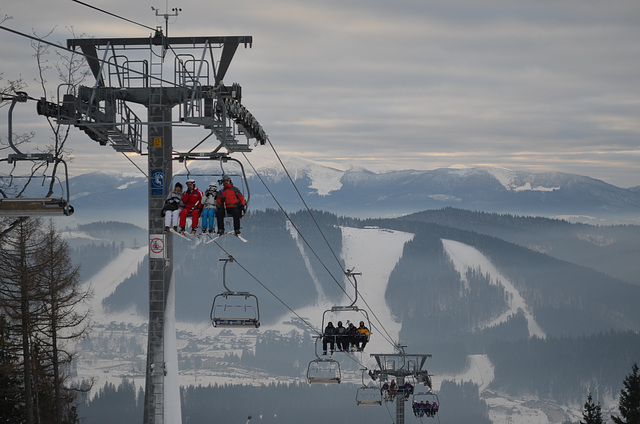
[307,359,341,384]
[356,370,382,406]
[356,386,383,406]
[210,257,260,328]
[173,153,250,218]
[0,92,74,216]
[320,270,372,352]
[411,390,440,418]
[210,292,260,328]
[0,156,74,217]
[307,338,341,384]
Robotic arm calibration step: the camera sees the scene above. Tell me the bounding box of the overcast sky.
[1,0,639,188]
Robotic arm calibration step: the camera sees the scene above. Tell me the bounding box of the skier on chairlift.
[356,321,370,351]
[216,175,246,236]
[163,182,183,231]
[179,179,203,235]
[201,182,218,234]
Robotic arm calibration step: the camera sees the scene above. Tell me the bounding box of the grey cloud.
[1,0,638,187]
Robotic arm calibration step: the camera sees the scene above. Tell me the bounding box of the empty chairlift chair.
[307,359,341,384]
[356,370,382,406]
[0,155,74,217]
[307,337,341,384]
[0,93,74,217]
[210,257,260,328]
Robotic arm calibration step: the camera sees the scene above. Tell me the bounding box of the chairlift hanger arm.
[5,92,36,157]
[345,268,362,307]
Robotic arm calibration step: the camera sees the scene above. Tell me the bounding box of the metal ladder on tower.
[148,36,166,424]
[149,33,165,88]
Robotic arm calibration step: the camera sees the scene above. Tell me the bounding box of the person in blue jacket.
[201,182,218,234]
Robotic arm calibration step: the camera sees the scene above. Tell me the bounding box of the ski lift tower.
[369,349,433,424]
[37,18,267,424]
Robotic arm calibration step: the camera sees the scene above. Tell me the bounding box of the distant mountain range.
[58,157,640,226]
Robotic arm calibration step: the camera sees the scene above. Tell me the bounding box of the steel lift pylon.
[369,350,434,424]
[38,25,266,424]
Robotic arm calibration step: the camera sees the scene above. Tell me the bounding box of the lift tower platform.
[369,351,433,424]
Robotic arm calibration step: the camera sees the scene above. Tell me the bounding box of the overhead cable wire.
[210,240,377,374]
[249,142,400,346]
[346,273,398,349]
[242,152,399,350]
[241,152,349,297]
[206,172,395,366]
[383,400,396,424]
[260,138,400,347]
[121,153,148,178]
[0,25,178,89]
[264,137,346,273]
[211,241,323,338]
[70,0,157,32]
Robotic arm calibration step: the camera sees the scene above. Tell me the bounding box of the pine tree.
[581,391,604,424]
[612,362,640,424]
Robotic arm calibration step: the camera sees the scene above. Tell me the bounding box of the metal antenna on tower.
[151,3,181,37]
[151,3,181,58]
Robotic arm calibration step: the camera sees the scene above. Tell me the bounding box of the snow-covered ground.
[73,226,583,423]
[282,226,413,371]
[81,247,148,326]
[442,239,546,339]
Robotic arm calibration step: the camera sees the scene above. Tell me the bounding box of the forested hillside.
[69,208,640,409]
[100,209,346,323]
[77,379,491,424]
[401,207,640,285]
[487,331,640,404]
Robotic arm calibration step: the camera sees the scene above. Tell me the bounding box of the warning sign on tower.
[150,234,165,259]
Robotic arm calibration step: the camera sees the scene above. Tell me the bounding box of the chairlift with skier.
[320,269,371,353]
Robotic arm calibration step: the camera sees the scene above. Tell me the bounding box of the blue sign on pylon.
[151,170,164,195]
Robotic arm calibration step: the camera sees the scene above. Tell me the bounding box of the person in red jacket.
[216,175,246,235]
[178,179,203,234]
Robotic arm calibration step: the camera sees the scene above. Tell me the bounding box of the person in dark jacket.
[216,175,246,235]
[162,182,183,231]
[322,321,336,355]
[335,321,348,351]
[356,321,370,351]
[346,322,358,351]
